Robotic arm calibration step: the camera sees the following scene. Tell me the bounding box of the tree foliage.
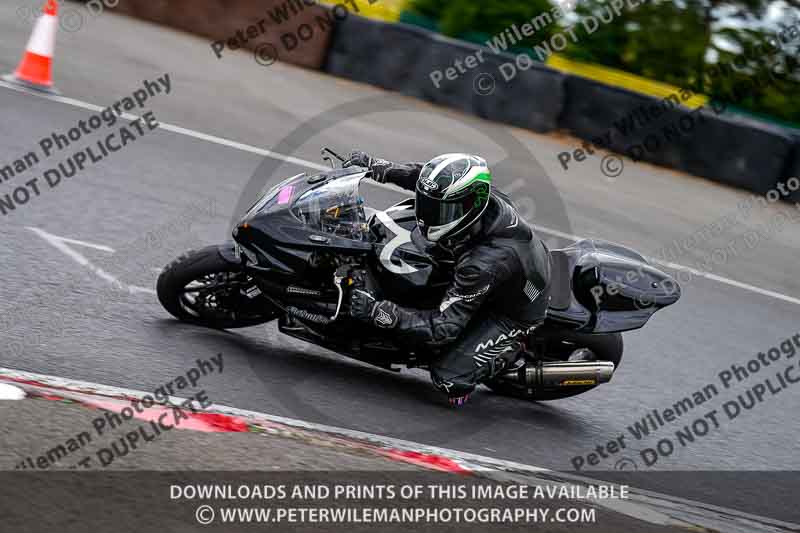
[566,0,800,123]
[407,0,558,49]
[406,0,800,124]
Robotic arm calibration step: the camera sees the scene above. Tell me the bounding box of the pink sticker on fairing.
[277,186,294,205]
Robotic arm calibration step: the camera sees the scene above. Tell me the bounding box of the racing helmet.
[415,154,492,243]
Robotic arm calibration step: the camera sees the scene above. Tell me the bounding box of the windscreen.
[291,174,371,241]
[243,173,306,219]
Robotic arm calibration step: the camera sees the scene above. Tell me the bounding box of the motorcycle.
[157,148,681,401]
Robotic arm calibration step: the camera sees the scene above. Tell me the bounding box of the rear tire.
[157,246,279,329]
[485,329,623,401]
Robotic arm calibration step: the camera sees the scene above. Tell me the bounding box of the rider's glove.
[349,269,398,328]
[345,150,372,168]
[345,150,393,184]
[350,286,377,321]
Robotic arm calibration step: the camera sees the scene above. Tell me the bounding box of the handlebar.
[321,147,348,169]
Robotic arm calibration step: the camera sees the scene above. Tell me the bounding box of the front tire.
[157,246,279,329]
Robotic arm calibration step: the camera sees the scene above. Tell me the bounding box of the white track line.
[0,80,328,171]
[1,366,796,533]
[3,81,799,306]
[26,226,156,295]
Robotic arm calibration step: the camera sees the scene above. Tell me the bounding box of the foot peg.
[568,348,596,362]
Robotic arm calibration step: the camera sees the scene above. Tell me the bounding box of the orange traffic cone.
[3,0,60,94]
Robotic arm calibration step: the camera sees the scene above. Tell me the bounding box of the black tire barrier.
[558,76,674,180]
[324,15,565,133]
[557,75,681,158]
[781,137,800,202]
[557,75,794,194]
[471,49,565,133]
[325,14,414,91]
[688,114,795,195]
[409,33,480,114]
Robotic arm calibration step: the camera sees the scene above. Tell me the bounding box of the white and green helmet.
[415,154,492,242]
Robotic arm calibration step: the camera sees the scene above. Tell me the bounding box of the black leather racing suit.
[371,161,552,397]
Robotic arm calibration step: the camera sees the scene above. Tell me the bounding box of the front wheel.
[157,246,280,329]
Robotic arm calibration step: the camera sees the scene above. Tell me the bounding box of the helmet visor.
[415,191,473,241]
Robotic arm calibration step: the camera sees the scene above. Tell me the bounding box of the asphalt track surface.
[1,4,799,525]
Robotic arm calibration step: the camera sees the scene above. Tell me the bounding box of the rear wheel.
[485,328,623,401]
[157,246,280,329]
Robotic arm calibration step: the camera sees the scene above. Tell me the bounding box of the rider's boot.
[448,393,471,407]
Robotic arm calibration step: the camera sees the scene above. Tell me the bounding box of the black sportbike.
[157,149,681,401]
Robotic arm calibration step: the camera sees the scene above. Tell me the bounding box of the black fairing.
[547,239,680,333]
[232,170,447,307]
[233,170,372,282]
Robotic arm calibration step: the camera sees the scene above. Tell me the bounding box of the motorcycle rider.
[346,151,552,406]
